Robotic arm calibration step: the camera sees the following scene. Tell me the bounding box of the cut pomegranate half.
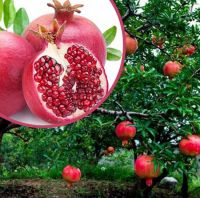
[23,21,108,124]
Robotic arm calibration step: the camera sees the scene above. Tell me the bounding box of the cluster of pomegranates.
[0,0,109,125]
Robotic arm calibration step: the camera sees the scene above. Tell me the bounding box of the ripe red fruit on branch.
[23,21,108,124]
[24,0,106,67]
[125,32,138,55]
[62,165,81,188]
[107,146,115,154]
[134,155,160,187]
[182,45,196,56]
[115,121,137,146]
[163,61,182,78]
[140,65,145,72]
[179,135,200,156]
[0,32,35,116]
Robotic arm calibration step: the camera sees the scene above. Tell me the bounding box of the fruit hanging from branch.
[23,20,108,124]
[0,32,35,116]
[163,61,182,79]
[179,135,200,156]
[115,121,137,146]
[151,35,165,49]
[62,165,81,188]
[125,32,138,55]
[134,155,161,187]
[182,44,196,56]
[107,146,115,154]
[24,0,106,67]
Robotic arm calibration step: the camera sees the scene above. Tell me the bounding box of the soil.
[0,179,199,198]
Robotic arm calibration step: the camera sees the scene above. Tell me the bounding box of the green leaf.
[103,26,117,46]
[14,8,29,35]
[4,0,16,28]
[0,0,3,21]
[107,47,122,61]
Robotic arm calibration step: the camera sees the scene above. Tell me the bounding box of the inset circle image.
[0,0,125,127]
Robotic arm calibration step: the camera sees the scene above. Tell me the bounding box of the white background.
[9,0,124,126]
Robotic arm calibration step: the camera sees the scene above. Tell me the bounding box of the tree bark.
[181,170,188,198]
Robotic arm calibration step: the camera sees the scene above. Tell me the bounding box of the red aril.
[179,135,200,156]
[62,165,81,188]
[0,32,35,116]
[23,0,106,67]
[163,61,182,78]
[134,155,160,187]
[115,121,137,146]
[23,21,108,124]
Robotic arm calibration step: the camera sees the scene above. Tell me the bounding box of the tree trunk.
[181,170,188,198]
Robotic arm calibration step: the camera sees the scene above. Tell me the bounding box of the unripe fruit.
[163,61,182,78]
[179,135,200,156]
[140,65,145,72]
[125,32,138,55]
[62,165,81,188]
[152,35,164,49]
[134,155,160,187]
[115,121,137,146]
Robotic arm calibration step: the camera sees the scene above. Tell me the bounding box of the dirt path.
[0,179,199,198]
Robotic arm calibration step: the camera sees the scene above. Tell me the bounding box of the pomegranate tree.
[134,155,161,187]
[62,165,81,188]
[24,0,106,67]
[125,32,138,55]
[23,21,108,124]
[115,121,137,146]
[179,135,200,156]
[0,32,35,116]
[163,61,182,78]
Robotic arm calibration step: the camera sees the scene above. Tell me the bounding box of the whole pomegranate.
[140,65,145,72]
[23,21,108,124]
[182,44,196,56]
[115,121,137,146]
[62,165,81,188]
[0,31,35,116]
[179,135,200,156]
[125,32,138,55]
[24,0,106,67]
[163,61,182,78]
[134,155,160,187]
[107,146,115,154]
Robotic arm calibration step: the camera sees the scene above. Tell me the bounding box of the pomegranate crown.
[30,19,65,44]
[47,0,83,14]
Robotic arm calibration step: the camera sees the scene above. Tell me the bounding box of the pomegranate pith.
[23,22,108,124]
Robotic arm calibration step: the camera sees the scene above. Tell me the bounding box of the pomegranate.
[182,44,196,56]
[163,61,182,78]
[179,135,200,156]
[0,31,35,116]
[23,21,108,124]
[134,155,160,187]
[62,165,81,188]
[24,0,106,67]
[125,32,138,55]
[115,121,137,146]
[140,65,145,72]
[152,35,164,48]
[107,146,115,154]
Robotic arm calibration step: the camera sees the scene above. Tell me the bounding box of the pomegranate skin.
[62,165,81,188]
[115,121,137,146]
[125,32,138,55]
[24,14,106,67]
[182,45,196,56]
[134,155,160,187]
[179,135,200,156]
[0,32,35,116]
[107,146,115,154]
[163,61,182,78]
